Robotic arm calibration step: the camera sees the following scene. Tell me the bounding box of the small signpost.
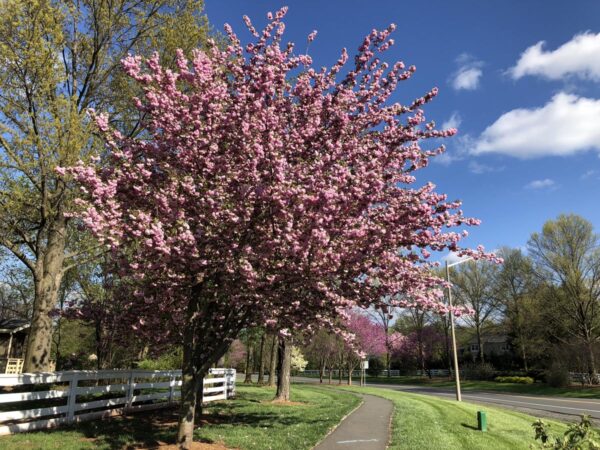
[360,360,369,386]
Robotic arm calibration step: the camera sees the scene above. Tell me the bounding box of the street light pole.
[445,257,472,402]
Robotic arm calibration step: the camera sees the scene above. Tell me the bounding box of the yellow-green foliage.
[137,348,183,370]
[495,376,535,384]
[0,0,211,370]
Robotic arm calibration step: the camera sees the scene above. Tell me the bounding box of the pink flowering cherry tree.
[61,8,492,448]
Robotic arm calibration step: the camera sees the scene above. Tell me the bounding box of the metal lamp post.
[445,256,473,402]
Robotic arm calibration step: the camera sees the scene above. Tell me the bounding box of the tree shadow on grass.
[60,408,181,449]
[33,400,316,449]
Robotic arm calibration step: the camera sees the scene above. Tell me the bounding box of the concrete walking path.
[314,393,393,450]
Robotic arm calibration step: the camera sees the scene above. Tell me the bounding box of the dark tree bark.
[176,285,248,449]
[24,217,67,372]
[476,324,484,363]
[244,335,253,384]
[275,336,292,401]
[257,333,266,385]
[268,334,278,387]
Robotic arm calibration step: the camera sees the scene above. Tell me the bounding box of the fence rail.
[303,368,594,385]
[0,367,235,436]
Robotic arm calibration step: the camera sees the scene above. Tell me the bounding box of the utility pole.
[445,257,473,402]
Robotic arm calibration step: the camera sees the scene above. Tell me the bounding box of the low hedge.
[495,376,534,384]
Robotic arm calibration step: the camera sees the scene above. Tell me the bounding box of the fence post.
[168,371,177,404]
[66,372,79,424]
[125,370,135,412]
[226,369,236,398]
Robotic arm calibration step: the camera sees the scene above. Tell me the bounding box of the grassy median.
[0,384,360,449]
[302,374,600,399]
[339,385,572,450]
[361,376,600,398]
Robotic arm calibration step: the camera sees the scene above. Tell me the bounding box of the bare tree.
[369,300,403,377]
[452,260,500,362]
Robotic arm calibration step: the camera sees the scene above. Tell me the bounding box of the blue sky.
[205,1,600,258]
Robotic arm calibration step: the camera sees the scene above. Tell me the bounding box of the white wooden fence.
[0,367,235,436]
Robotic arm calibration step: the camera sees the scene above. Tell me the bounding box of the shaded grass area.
[0,384,360,449]
[361,376,600,398]
[338,385,572,450]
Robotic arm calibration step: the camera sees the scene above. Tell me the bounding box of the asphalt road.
[292,376,600,423]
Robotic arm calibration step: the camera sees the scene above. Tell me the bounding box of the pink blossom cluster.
[60,8,492,352]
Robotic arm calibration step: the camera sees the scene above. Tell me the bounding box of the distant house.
[460,334,511,360]
[0,318,30,373]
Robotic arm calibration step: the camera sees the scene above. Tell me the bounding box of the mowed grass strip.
[0,384,360,450]
[303,373,600,399]
[338,385,571,450]
[331,375,600,399]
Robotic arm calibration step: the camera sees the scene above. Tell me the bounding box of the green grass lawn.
[359,375,600,398]
[0,384,360,449]
[338,385,573,450]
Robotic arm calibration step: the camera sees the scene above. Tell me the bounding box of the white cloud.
[442,112,462,130]
[450,54,483,91]
[442,252,472,265]
[509,32,600,81]
[525,179,555,190]
[581,170,598,180]
[468,161,504,174]
[472,93,600,158]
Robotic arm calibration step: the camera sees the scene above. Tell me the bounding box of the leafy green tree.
[528,214,600,377]
[0,0,210,371]
[494,247,540,371]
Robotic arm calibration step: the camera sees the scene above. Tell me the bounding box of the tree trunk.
[476,325,484,363]
[257,333,266,385]
[24,219,67,373]
[443,318,452,374]
[587,338,597,380]
[347,363,353,386]
[386,350,391,378]
[177,307,203,450]
[268,334,277,387]
[319,359,325,383]
[244,336,253,384]
[417,334,425,375]
[338,365,343,384]
[275,336,291,401]
[521,342,529,372]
